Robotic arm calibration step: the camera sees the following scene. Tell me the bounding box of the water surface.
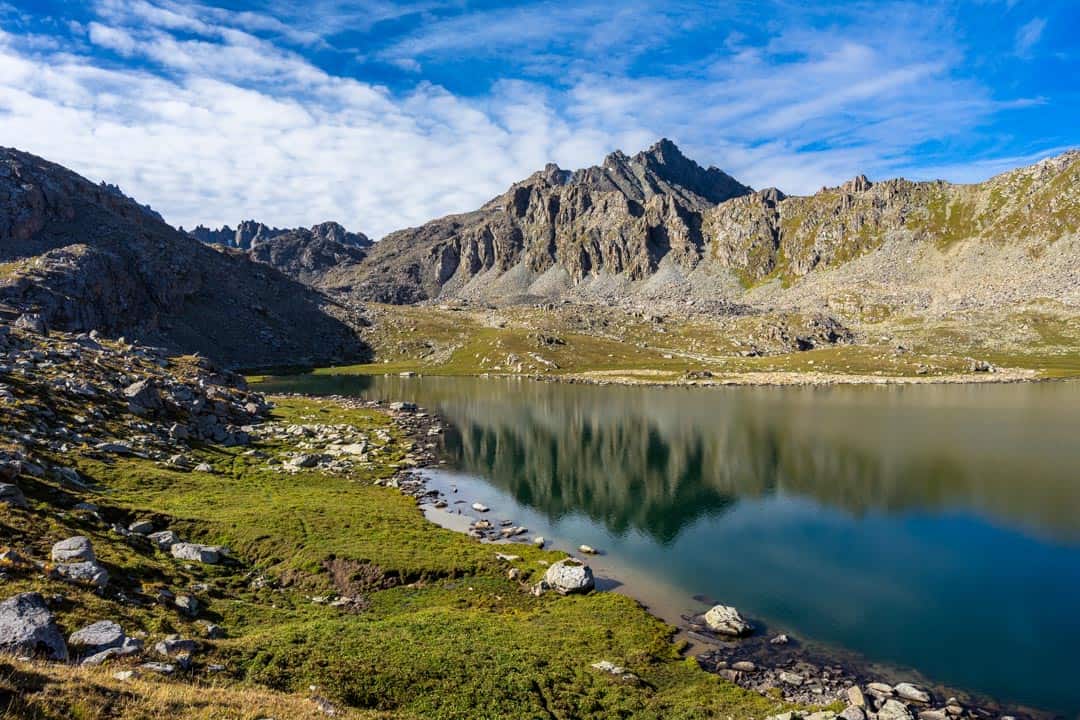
[257,374,1080,715]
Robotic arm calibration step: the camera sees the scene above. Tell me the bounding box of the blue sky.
[0,0,1076,237]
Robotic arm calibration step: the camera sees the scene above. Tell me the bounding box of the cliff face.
[351,139,752,303]
[344,143,1079,311]
[0,148,369,367]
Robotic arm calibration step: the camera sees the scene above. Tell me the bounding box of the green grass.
[5,397,795,719]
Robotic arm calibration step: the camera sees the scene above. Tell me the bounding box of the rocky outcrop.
[0,593,68,661]
[0,147,369,368]
[350,139,752,303]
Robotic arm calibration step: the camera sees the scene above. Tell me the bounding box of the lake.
[255,373,1080,716]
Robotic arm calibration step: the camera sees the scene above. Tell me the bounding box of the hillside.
[0,148,369,368]
[337,143,1079,314]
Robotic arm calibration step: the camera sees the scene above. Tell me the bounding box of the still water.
[257,374,1080,715]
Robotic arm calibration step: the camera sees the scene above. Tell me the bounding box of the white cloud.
[0,0,1060,241]
[1014,17,1046,57]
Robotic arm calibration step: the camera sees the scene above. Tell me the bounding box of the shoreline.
[333,392,1059,720]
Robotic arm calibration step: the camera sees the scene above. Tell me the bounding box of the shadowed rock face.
[0,147,370,368]
[349,139,753,303]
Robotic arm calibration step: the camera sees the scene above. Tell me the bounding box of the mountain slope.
[0,147,369,367]
[339,142,1078,312]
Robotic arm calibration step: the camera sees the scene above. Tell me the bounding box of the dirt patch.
[322,557,404,597]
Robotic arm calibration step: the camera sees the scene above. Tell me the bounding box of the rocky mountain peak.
[840,175,873,194]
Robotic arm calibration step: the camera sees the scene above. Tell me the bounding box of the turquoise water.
[257,374,1080,716]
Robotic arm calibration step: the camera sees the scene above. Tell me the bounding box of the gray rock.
[194,462,214,473]
[778,671,804,685]
[56,560,110,587]
[732,660,756,672]
[769,633,790,645]
[0,482,27,508]
[175,595,199,617]
[543,558,595,594]
[140,662,175,675]
[51,535,95,563]
[171,543,220,564]
[703,604,752,636]
[154,636,198,657]
[0,592,68,660]
[918,711,948,720]
[848,686,867,707]
[68,620,125,656]
[147,530,180,550]
[80,637,143,666]
[123,379,163,414]
[14,313,47,335]
[840,706,867,720]
[895,683,931,704]
[128,519,155,535]
[879,700,915,720]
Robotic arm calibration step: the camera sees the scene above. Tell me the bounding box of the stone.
[807,712,836,720]
[578,544,598,554]
[0,592,68,660]
[194,462,214,473]
[389,401,417,412]
[147,530,180,550]
[895,683,931,704]
[56,560,110,587]
[533,536,545,548]
[868,682,895,695]
[286,454,320,469]
[703,605,752,636]
[879,699,914,720]
[14,313,47,335]
[770,633,790,645]
[543,558,595,594]
[778,671,804,685]
[848,686,867,707]
[128,519,155,535]
[840,707,867,720]
[68,620,125,656]
[0,482,27,508]
[140,662,175,675]
[198,621,225,639]
[471,503,489,512]
[123,380,163,414]
[51,535,95,563]
[171,543,220,564]
[175,595,200,616]
[918,711,948,720]
[732,661,756,672]
[155,636,198,657]
[113,670,137,681]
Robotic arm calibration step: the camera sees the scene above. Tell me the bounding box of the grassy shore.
[308,303,1080,384]
[6,396,797,719]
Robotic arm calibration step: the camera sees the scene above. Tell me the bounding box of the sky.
[0,1,1077,238]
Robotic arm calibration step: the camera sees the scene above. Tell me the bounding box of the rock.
[703,605,752,636]
[471,503,489,512]
[778,671,804,685]
[14,313,47,335]
[807,712,836,720]
[139,662,175,675]
[732,661,756,672]
[286,454,320,469]
[0,592,68,660]
[769,633,790,645]
[494,553,520,562]
[198,621,225,639]
[113,670,137,681]
[945,704,964,716]
[0,482,27,508]
[543,558,595,594]
[128,519,155,535]
[155,636,198,657]
[51,535,95,563]
[55,560,110,587]
[507,568,522,581]
[533,536,545,548]
[578,544,598,554]
[194,463,213,473]
[879,699,914,720]
[123,379,163,414]
[848,686,867,708]
[171,543,220,564]
[389,401,417,412]
[840,707,867,720]
[868,682,895,696]
[81,638,143,666]
[918,711,948,720]
[175,595,199,617]
[68,620,125,656]
[147,530,180,550]
[895,683,931,704]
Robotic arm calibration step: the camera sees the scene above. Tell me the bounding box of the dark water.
[257,374,1080,716]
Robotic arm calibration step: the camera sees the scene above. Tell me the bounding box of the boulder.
[55,560,110,587]
[847,686,867,708]
[543,558,595,594]
[703,604,752,636]
[0,592,68,660]
[895,683,931,704]
[147,530,180,550]
[879,700,914,720]
[0,482,27,508]
[51,535,95,563]
[123,380,163,414]
[68,620,126,656]
[171,543,220,564]
[128,519,155,535]
[14,313,47,335]
[840,707,867,720]
[154,636,198,657]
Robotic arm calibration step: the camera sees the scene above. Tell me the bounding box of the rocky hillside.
[341,143,1079,312]
[0,148,369,368]
[350,139,752,303]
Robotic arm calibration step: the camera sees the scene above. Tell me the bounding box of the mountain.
[187,221,372,285]
[341,141,1079,312]
[349,139,753,304]
[0,147,369,367]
